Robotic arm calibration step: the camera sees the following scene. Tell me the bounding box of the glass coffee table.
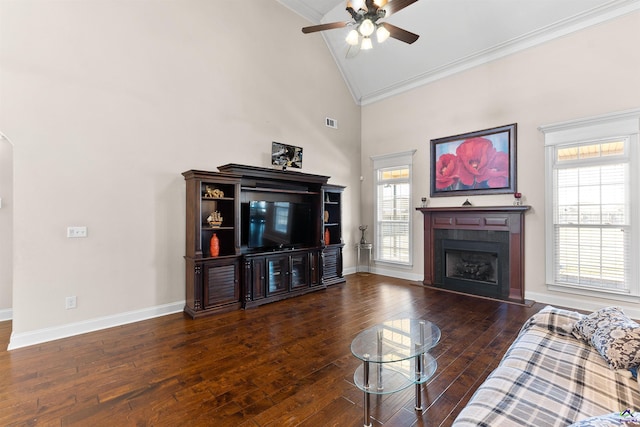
[351,319,441,427]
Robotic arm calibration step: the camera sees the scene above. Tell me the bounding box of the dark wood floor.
[0,274,545,427]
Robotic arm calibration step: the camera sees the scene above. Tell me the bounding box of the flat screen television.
[271,141,303,170]
[245,201,313,250]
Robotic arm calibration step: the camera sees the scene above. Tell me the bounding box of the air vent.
[325,117,338,129]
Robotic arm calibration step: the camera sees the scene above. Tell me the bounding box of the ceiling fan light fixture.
[347,0,365,11]
[373,0,388,7]
[376,25,390,43]
[361,37,373,50]
[346,29,360,46]
[359,19,375,37]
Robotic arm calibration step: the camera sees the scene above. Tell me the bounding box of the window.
[372,150,416,266]
[541,109,640,298]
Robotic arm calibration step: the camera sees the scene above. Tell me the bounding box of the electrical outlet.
[67,226,88,238]
[65,296,77,310]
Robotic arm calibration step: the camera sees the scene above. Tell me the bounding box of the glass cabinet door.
[290,254,309,289]
[267,256,289,294]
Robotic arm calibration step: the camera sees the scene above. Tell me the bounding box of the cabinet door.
[202,259,240,308]
[309,250,321,287]
[267,255,289,295]
[251,257,266,300]
[323,248,339,280]
[290,253,309,290]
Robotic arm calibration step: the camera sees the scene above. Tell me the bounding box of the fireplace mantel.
[416,205,530,303]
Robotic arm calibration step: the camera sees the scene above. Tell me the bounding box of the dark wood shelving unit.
[322,184,345,286]
[183,164,345,318]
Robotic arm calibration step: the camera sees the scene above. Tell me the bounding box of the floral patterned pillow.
[591,316,640,369]
[569,411,640,426]
[572,306,626,342]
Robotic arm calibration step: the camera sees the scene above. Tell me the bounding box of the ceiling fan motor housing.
[347,0,388,23]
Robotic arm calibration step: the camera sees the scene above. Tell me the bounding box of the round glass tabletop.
[351,318,441,363]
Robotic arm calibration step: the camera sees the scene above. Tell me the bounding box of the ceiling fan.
[301,0,420,51]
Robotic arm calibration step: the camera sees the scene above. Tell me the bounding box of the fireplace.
[440,238,508,300]
[417,206,530,303]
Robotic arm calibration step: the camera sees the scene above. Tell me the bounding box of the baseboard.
[0,308,12,321]
[7,301,185,350]
[370,266,423,282]
[343,266,356,276]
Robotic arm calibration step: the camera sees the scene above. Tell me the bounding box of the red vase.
[210,233,220,257]
[324,228,330,245]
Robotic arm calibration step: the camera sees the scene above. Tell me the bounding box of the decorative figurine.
[359,225,368,244]
[421,197,428,208]
[462,199,472,206]
[204,186,224,198]
[207,211,223,228]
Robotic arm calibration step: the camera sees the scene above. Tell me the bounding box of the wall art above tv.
[272,141,303,170]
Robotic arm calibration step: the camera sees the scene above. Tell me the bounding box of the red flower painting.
[430,124,516,196]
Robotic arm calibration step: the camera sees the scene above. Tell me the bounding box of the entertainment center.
[183,164,345,318]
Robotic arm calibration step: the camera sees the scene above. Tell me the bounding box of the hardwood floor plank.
[0,274,545,426]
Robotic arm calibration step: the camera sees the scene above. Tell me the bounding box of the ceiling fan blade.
[381,0,419,16]
[380,22,420,44]
[302,21,350,34]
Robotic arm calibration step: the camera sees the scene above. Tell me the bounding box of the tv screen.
[247,201,312,249]
[272,142,303,170]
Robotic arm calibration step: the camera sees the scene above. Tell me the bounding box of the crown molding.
[357,0,640,105]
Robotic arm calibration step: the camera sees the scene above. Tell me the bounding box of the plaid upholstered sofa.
[453,306,640,427]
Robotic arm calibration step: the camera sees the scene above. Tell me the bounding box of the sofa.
[453,305,640,426]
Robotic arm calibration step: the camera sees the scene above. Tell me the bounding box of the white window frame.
[540,108,640,301]
[371,150,416,267]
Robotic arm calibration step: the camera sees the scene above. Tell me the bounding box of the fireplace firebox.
[417,206,530,303]
[441,239,508,300]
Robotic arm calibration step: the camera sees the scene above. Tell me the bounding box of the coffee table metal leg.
[377,329,383,391]
[415,353,423,410]
[363,354,372,427]
[415,321,425,411]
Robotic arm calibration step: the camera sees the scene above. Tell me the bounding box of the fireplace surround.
[417,206,530,304]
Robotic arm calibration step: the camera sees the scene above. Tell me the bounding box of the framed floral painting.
[430,123,517,197]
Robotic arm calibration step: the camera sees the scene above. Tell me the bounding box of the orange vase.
[324,228,330,245]
[210,233,220,257]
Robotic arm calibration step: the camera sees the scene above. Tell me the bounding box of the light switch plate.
[67,226,87,238]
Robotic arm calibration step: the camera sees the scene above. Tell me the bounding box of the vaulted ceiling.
[278,0,640,105]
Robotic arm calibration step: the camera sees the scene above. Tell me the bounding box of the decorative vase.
[324,228,330,245]
[210,233,220,257]
[359,225,368,244]
[324,210,329,222]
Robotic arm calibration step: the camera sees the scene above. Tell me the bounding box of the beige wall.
[0,0,361,345]
[0,136,12,316]
[2,1,638,347]
[361,11,640,315]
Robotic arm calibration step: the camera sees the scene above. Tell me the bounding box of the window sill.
[548,282,640,303]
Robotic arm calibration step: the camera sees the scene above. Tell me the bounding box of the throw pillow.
[591,316,640,369]
[572,306,626,342]
[523,305,584,336]
[569,411,640,427]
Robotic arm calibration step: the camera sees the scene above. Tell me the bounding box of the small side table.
[356,243,373,274]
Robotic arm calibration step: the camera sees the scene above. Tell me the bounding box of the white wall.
[0,135,12,319]
[0,0,361,347]
[361,12,640,314]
